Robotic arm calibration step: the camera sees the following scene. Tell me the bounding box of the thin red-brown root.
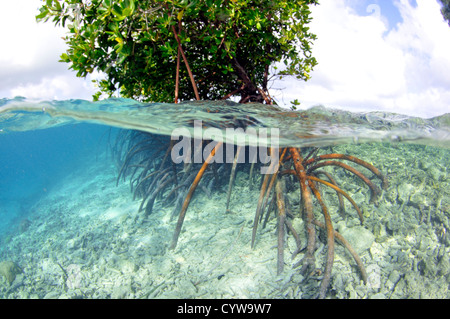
[312,219,368,284]
[284,218,302,258]
[313,170,345,217]
[307,160,381,203]
[170,142,223,250]
[303,153,388,190]
[252,167,272,248]
[289,147,316,274]
[275,180,287,275]
[251,148,287,248]
[261,164,281,219]
[225,146,242,213]
[307,175,364,224]
[308,181,334,299]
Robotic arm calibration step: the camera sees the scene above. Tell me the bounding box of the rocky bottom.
[0,143,449,299]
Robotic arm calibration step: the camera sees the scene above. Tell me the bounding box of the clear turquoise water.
[2,97,447,235]
[2,97,449,148]
[0,97,449,298]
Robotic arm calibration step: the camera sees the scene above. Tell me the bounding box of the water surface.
[0,98,449,299]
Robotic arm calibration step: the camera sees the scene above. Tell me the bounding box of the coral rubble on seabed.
[0,142,448,299]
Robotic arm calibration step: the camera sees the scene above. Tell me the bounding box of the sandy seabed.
[1,142,449,299]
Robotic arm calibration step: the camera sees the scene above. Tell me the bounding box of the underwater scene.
[0,97,449,299]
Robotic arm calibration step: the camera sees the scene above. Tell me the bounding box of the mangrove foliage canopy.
[439,0,450,26]
[37,0,318,103]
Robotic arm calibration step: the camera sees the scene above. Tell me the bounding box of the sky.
[1,0,449,118]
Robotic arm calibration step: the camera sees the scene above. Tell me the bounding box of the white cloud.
[0,1,64,75]
[275,0,450,118]
[0,0,98,100]
[9,73,100,100]
[1,0,449,118]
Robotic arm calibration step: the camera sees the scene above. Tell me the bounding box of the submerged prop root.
[260,147,384,298]
[312,219,368,284]
[304,153,388,190]
[170,142,223,250]
[275,179,287,275]
[251,148,287,248]
[313,170,345,216]
[117,131,384,299]
[308,181,334,299]
[308,160,381,203]
[307,175,365,224]
[225,146,242,213]
[289,147,317,274]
